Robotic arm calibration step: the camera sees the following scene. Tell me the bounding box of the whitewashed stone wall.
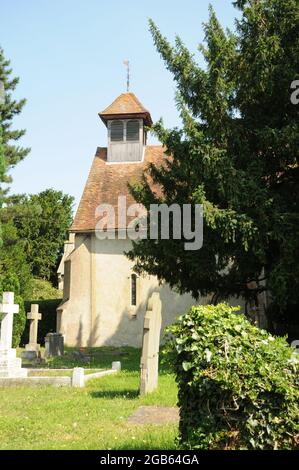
[58,234,200,347]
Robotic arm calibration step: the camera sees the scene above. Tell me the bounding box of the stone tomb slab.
[127,406,179,426]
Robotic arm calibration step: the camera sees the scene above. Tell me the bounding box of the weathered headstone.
[45,332,64,358]
[22,304,42,360]
[140,292,162,395]
[0,292,27,378]
[72,367,85,388]
[112,361,121,371]
[128,406,179,425]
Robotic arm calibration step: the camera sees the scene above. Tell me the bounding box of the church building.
[57,92,199,347]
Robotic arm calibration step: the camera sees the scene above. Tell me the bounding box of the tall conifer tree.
[0,46,30,246]
[128,0,299,327]
[0,46,30,177]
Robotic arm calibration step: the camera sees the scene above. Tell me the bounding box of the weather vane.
[123,60,130,92]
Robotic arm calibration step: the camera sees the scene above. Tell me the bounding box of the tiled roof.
[99,92,153,126]
[71,146,166,232]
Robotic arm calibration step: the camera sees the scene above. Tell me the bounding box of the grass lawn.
[27,369,104,377]
[0,347,179,450]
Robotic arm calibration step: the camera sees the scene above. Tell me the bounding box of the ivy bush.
[165,304,299,450]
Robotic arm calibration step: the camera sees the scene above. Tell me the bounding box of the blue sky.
[1,0,239,208]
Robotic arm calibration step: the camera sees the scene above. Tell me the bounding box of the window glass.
[131,274,137,306]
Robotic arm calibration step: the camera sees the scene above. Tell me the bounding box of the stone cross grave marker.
[25,304,42,353]
[0,292,19,350]
[140,292,162,395]
[0,292,27,378]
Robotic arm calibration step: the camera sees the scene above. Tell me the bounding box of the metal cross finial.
[123,60,130,92]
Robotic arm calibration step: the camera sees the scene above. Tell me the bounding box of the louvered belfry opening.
[99,92,153,163]
[110,121,124,141]
[107,118,143,162]
[110,120,140,142]
[126,120,139,141]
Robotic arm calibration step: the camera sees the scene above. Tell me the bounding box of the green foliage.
[128,0,299,324]
[21,279,62,346]
[0,125,5,188]
[29,278,62,301]
[165,304,299,450]
[22,298,62,346]
[12,294,26,348]
[266,302,299,342]
[2,189,74,283]
[0,272,26,348]
[0,219,32,298]
[0,46,31,306]
[0,277,61,348]
[0,124,5,248]
[0,46,30,181]
[0,189,72,325]
[18,189,73,282]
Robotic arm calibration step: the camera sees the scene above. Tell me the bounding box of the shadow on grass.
[47,346,142,372]
[89,389,139,400]
[109,444,177,450]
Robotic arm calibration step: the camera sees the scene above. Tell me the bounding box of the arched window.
[131,274,137,306]
[126,120,139,141]
[110,121,124,141]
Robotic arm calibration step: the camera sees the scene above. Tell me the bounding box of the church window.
[111,121,124,141]
[64,260,71,301]
[126,120,139,141]
[131,274,137,306]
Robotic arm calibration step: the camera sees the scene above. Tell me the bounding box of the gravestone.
[45,332,64,358]
[72,367,85,388]
[22,304,42,360]
[140,292,162,395]
[0,292,28,378]
[112,361,121,371]
[128,406,179,425]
